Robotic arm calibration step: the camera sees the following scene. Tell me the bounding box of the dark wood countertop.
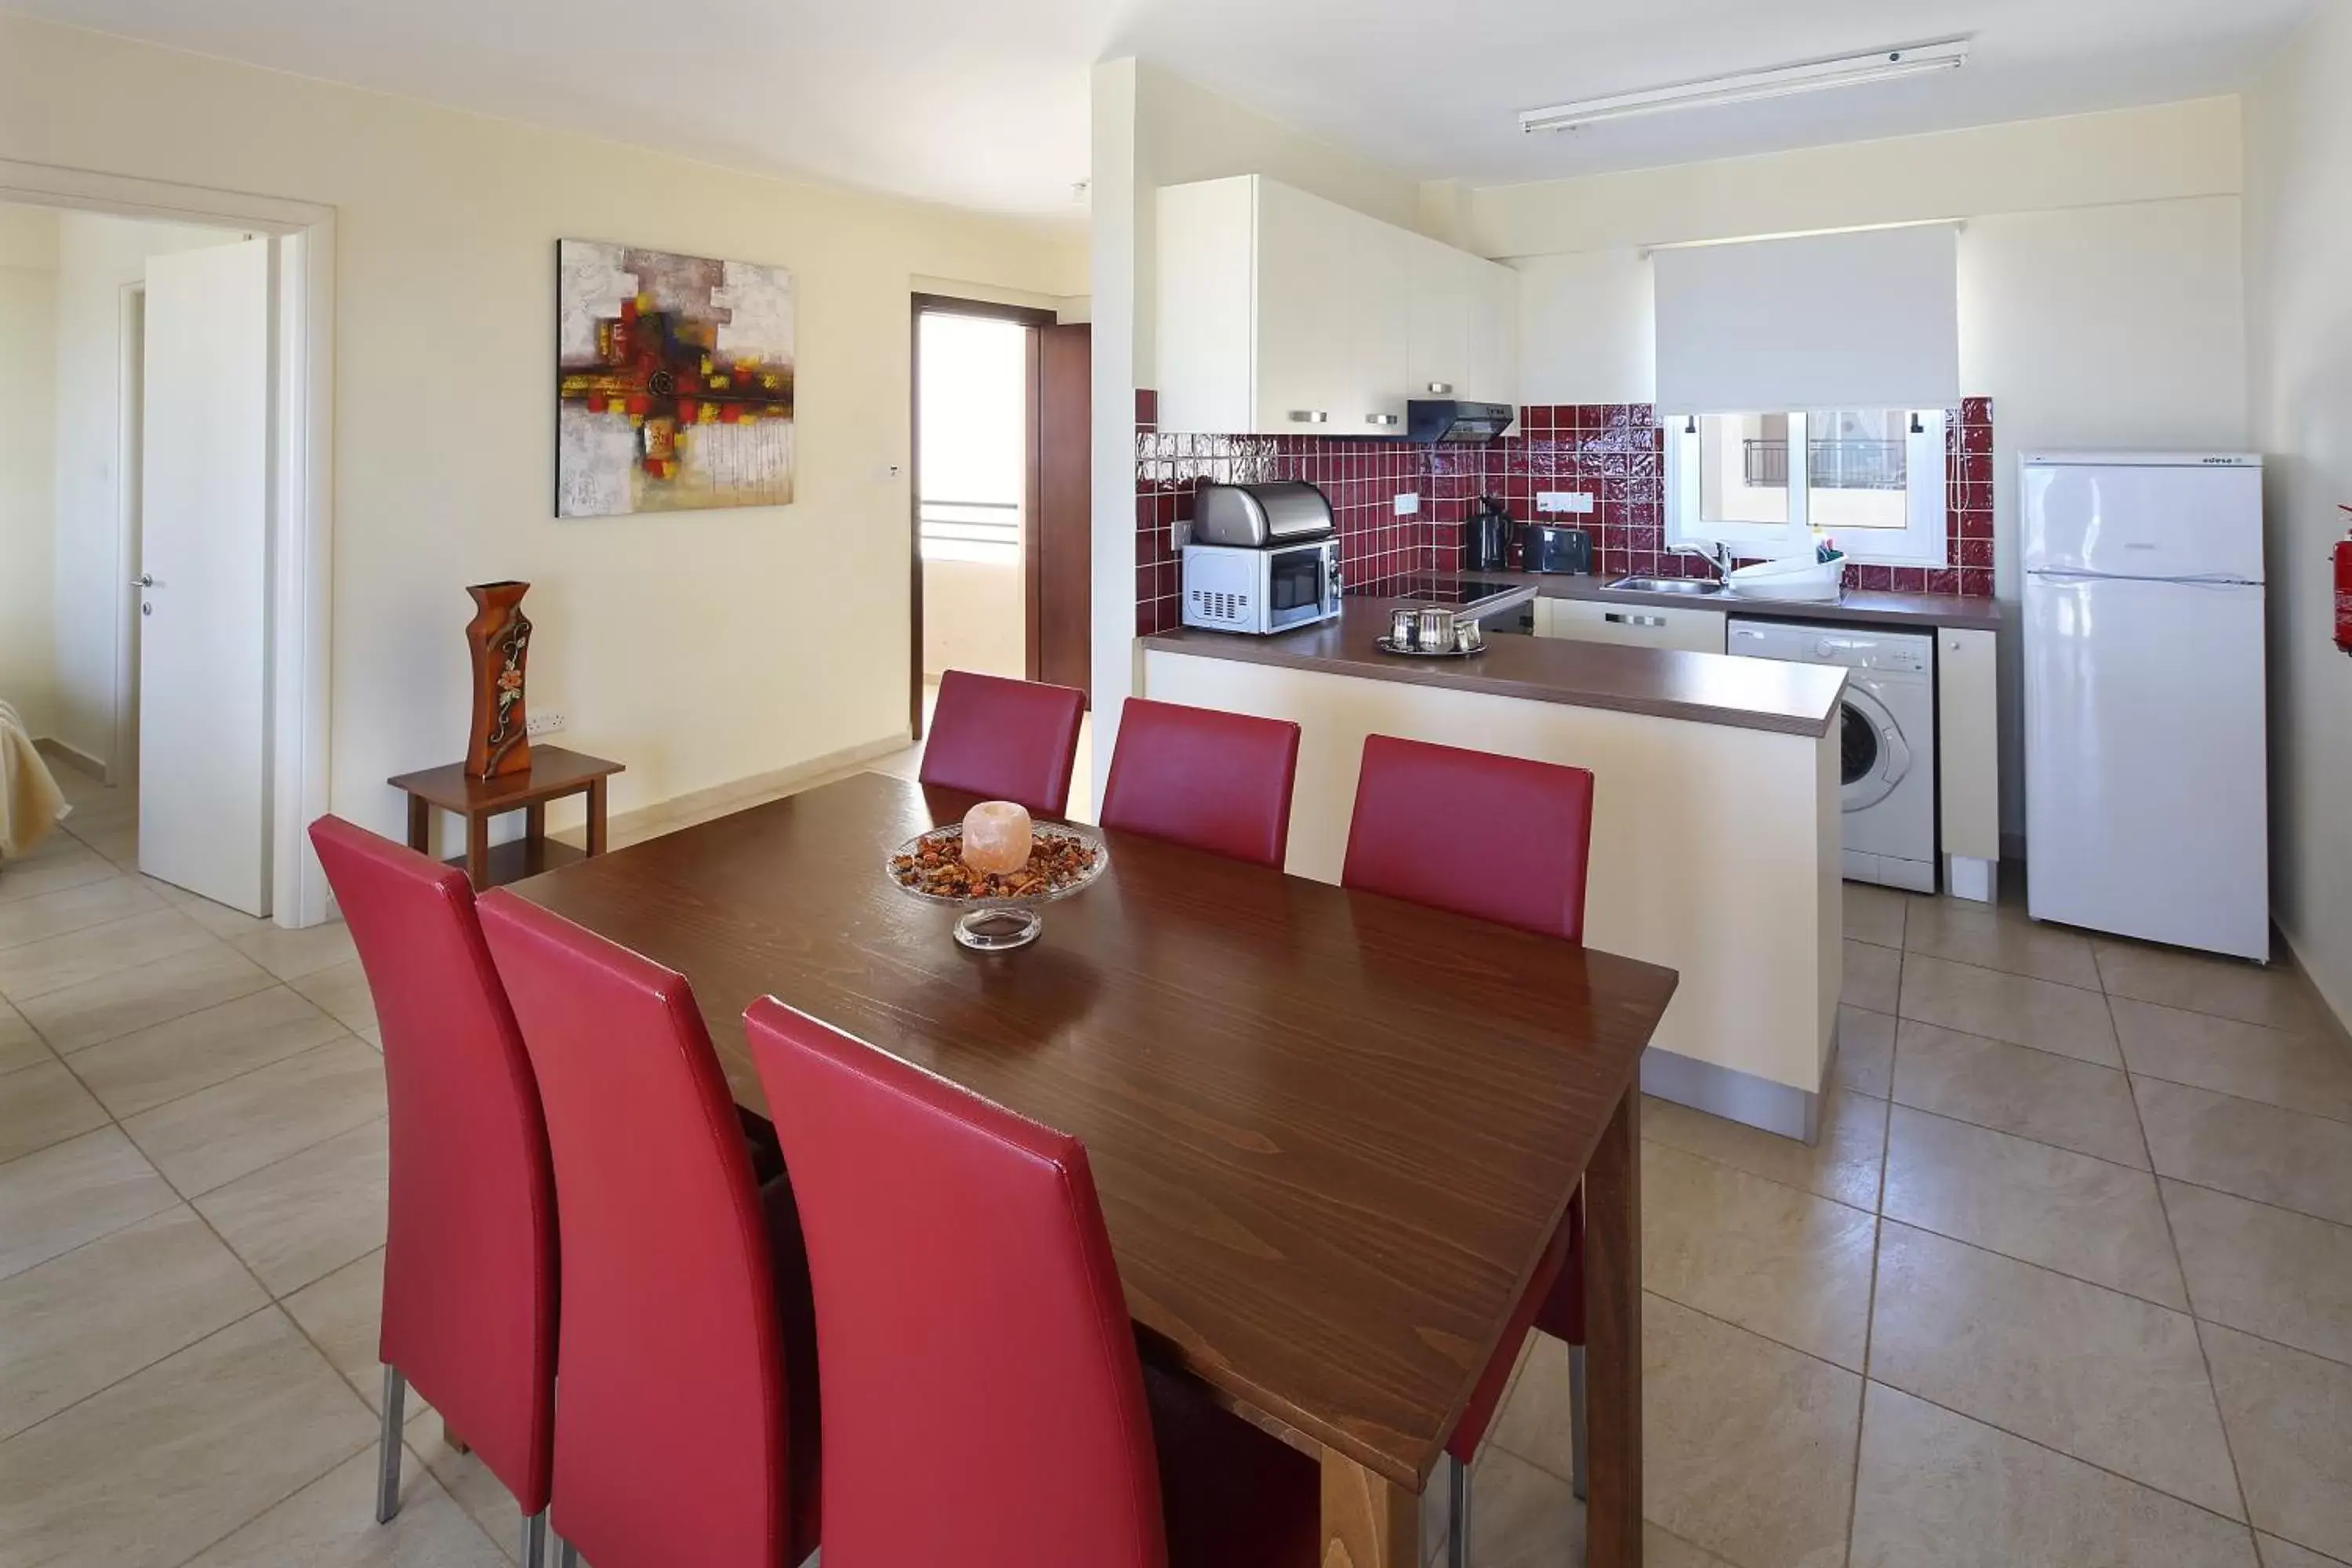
[1142,602,1848,738]
[1512,572,2002,631]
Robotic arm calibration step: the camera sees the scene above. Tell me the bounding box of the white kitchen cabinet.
[1538,597,1727,653]
[1156,175,1516,435]
[1937,626,1999,894]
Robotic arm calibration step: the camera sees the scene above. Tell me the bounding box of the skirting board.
[34,736,110,785]
[1642,1042,1824,1145]
[550,731,913,851]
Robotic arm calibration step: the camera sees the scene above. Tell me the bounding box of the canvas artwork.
[556,239,797,517]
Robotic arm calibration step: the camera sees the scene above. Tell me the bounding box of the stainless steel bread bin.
[1189,481,1334,549]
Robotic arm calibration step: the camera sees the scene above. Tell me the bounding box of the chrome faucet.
[1674,542,1737,586]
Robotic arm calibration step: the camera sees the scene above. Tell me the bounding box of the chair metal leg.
[375,1366,406,1524]
[1448,1454,1471,1568]
[555,1538,580,1568]
[1569,1343,1589,1504]
[521,1511,549,1566]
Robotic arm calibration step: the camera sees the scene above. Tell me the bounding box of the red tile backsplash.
[1135,400,1997,634]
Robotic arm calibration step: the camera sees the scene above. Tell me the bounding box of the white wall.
[1492,99,2252,840]
[49,212,243,771]
[2245,5,2352,1020]
[0,13,1084,844]
[921,559,1024,679]
[0,205,57,739]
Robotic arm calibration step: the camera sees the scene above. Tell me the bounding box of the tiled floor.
[6,764,2351,1567]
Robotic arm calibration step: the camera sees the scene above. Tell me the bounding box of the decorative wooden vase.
[464,581,533,780]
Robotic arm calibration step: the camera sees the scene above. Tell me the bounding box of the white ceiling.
[10,0,2313,218]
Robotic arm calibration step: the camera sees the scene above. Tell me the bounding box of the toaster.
[1525,524,1593,575]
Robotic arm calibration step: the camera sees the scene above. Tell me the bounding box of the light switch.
[1537,492,1595,515]
[1394,492,1421,516]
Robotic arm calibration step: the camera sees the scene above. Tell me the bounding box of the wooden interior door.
[1027,323,1093,702]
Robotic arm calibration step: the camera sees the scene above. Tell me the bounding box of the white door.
[2021,459,2265,580]
[138,238,272,915]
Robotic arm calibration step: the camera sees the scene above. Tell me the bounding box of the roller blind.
[1653,225,1959,415]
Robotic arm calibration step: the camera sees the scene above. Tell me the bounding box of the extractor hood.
[1406,400,1515,444]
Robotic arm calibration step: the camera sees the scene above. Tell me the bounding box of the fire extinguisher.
[2338,505,2352,656]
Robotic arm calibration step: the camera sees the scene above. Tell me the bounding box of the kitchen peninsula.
[1142,600,1849,1141]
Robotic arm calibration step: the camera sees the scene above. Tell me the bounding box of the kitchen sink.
[1603,575,1727,597]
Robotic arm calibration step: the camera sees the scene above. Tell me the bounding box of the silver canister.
[1388,607,1419,647]
[1416,606,1456,653]
[1454,617,1486,654]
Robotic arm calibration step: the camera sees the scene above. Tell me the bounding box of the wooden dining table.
[510,770,1677,1566]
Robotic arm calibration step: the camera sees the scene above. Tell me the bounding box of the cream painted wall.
[49,212,243,771]
[1495,100,2252,840]
[0,206,58,739]
[0,14,1084,844]
[921,559,1024,679]
[2245,5,2352,1022]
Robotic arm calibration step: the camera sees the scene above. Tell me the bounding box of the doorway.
[908,294,1092,739]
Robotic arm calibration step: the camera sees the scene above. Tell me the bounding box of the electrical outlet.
[527,713,567,738]
[1537,491,1595,515]
[1393,492,1421,516]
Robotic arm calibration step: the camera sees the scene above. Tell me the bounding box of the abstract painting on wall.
[556,239,796,517]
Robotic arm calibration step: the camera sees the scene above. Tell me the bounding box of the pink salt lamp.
[960,800,1033,875]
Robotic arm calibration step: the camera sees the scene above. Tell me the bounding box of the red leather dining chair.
[476,891,821,1568]
[920,669,1088,817]
[304,816,556,1566]
[1341,734,1597,1565]
[742,996,1319,1568]
[1098,698,1301,869]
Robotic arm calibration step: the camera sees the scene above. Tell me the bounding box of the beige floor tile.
[292,959,379,1035]
[1869,1222,2240,1517]
[1904,898,2103,989]
[2096,941,2318,1032]
[1899,953,2119,1065]
[196,1117,390,1295]
[1836,1004,1895,1098]
[1892,1020,2149,1167]
[0,1128,177,1282]
[1642,1142,1877,1369]
[18,941,276,1054]
[0,1308,376,1568]
[232,920,358,982]
[77,819,140,866]
[1882,1106,2185,1307]
[283,1247,390,1410]
[2258,1536,2350,1568]
[2114,998,2352,1124]
[0,1058,109,1164]
[71,986,349,1120]
[1643,1089,1886,1211]
[1846,883,1907,949]
[2201,1323,2352,1563]
[0,906,218,1003]
[1844,940,1902,1014]
[1486,1329,1575,1481]
[124,1036,385,1197]
[0,844,119,906]
[0,1207,268,1439]
[1849,1381,2259,1568]
[2164,1180,2352,1366]
[408,1415,528,1563]
[183,1444,511,1568]
[0,996,51,1074]
[1459,1445,1581,1568]
[162,886,278,940]
[1643,1523,1743,1566]
[0,874,166,952]
[2136,1076,2352,1227]
[1642,1292,1861,1568]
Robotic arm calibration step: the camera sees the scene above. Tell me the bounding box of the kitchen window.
[1665,408,1948,567]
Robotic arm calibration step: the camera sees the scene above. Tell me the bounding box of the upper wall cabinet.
[1155,175,1517,437]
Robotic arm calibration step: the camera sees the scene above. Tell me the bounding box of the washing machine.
[1728,619,1938,893]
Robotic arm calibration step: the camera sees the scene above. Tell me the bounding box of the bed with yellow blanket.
[0,701,71,861]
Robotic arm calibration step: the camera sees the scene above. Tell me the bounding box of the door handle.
[1365,412,1400,427]
[131,574,156,589]
[1604,612,1666,627]
[1426,381,1454,394]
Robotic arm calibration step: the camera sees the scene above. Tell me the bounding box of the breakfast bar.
[1142,600,1850,1141]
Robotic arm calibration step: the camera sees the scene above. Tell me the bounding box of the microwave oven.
[1180,538,1341,635]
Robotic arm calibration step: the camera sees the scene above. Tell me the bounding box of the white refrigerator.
[2022,452,2269,961]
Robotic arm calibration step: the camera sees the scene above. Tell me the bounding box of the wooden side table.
[387,746,626,891]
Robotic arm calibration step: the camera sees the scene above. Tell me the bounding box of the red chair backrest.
[920,670,1087,817]
[1098,698,1301,869]
[306,815,555,1514]
[744,997,1168,1568]
[1342,735,1596,942]
[477,891,803,1568]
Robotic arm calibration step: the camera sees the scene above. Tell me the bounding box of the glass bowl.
[885,820,1111,950]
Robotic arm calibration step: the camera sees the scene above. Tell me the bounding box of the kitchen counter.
[1142,601,1848,739]
[1507,572,2002,631]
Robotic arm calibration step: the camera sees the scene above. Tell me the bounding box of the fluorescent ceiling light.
[1519,38,1969,134]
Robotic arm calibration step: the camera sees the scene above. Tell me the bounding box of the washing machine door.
[1840,682,1913,811]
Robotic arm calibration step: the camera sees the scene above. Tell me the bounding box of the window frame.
[1664,408,1951,568]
